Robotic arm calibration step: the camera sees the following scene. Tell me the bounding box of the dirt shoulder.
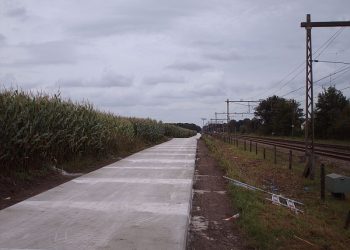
[0,156,120,210]
[187,138,247,250]
[0,172,73,210]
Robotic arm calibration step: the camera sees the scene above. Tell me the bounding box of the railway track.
[234,135,350,161]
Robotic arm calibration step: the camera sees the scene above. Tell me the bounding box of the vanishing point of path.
[0,136,199,250]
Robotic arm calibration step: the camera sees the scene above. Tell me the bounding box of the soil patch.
[0,172,73,210]
[0,156,121,210]
[187,138,247,250]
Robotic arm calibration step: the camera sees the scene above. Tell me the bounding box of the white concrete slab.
[0,136,199,250]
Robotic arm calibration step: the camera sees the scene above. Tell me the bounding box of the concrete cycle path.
[0,135,199,250]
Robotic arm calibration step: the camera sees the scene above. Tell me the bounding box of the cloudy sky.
[1,0,350,125]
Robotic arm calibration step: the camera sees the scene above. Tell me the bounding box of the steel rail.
[235,135,350,161]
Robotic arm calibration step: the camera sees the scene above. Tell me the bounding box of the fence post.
[263,148,266,160]
[321,164,325,201]
[255,143,258,155]
[244,140,246,151]
[289,150,292,170]
[345,210,350,230]
[249,140,252,152]
[274,145,277,164]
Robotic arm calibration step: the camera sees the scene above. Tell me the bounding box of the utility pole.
[225,100,260,139]
[201,118,206,133]
[300,14,350,179]
[226,99,230,134]
[215,111,249,133]
[210,118,226,133]
[291,100,295,137]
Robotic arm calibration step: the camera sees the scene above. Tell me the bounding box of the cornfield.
[0,89,196,175]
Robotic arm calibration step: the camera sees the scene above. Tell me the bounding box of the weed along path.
[0,136,199,250]
[187,138,246,250]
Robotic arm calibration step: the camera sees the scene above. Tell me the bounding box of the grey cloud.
[100,71,133,87]
[204,51,244,62]
[68,10,183,37]
[23,41,77,65]
[0,73,17,86]
[143,75,185,85]
[67,0,214,37]
[55,79,84,88]
[1,0,350,125]
[0,74,42,90]
[0,34,6,44]
[68,16,163,37]
[3,41,78,66]
[90,92,139,108]
[166,62,212,71]
[5,7,27,19]
[190,84,226,97]
[153,90,189,100]
[57,72,133,88]
[192,40,224,47]
[152,87,224,102]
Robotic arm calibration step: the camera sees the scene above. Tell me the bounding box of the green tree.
[332,103,350,139]
[237,118,261,134]
[172,123,201,132]
[315,86,349,139]
[254,95,303,136]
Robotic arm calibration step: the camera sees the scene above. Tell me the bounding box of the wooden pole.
[255,143,258,155]
[263,148,266,160]
[345,210,350,229]
[321,164,325,201]
[289,150,292,170]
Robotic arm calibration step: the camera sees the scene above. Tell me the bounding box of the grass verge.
[203,135,350,250]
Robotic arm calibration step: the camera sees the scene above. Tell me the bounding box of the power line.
[251,27,345,99]
[283,65,350,99]
[276,28,345,95]
[326,66,350,82]
[280,65,350,98]
[314,65,350,84]
[281,86,304,98]
[340,86,350,91]
[313,27,345,59]
[313,59,350,65]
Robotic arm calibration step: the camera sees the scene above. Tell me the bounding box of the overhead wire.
[313,59,350,65]
[314,67,350,90]
[340,86,350,91]
[232,27,347,119]
[250,27,345,99]
[280,65,350,98]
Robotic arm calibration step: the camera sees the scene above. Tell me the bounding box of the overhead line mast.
[300,14,350,179]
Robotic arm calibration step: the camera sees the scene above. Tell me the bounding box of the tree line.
[205,86,350,140]
[170,123,201,133]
